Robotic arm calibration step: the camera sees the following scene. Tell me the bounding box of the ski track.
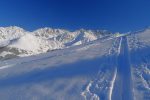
[109,67,117,100]
[81,38,120,100]
[112,36,133,100]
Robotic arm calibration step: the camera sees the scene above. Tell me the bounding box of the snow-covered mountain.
[0,26,25,41]
[0,32,120,100]
[0,26,113,60]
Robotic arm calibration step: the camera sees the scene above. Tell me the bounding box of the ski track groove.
[112,36,133,100]
[109,67,117,100]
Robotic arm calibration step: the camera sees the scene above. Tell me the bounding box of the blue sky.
[0,0,150,32]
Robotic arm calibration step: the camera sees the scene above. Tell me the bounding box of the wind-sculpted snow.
[128,29,150,100]
[0,37,120,100]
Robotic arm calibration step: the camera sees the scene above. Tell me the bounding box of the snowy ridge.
[0,26,25,41]
[9,33,63,55]
[0,26,113,60]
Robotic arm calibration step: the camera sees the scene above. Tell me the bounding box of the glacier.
[0,26,150,100]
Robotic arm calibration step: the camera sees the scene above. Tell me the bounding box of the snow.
[0,40,10,47]
[81,81,100,100]
[109,68,117,100]
[0,36,120,100]
[128,29,150,100]
[0,26,112,58]
[0,51,13,57]
[0,26,25,41]
[112,37,133,100]
[0,64,14,70]
[1,26,150,100]
[9,33,63,54]
[10,33,40,52]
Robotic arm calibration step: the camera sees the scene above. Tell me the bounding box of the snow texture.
[0,26,150,100]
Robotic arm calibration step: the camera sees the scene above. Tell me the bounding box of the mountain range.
[0,26,113,60]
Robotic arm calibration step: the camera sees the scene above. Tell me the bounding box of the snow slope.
[0,35,121,100]
[9,33,63,55]
[128,28,150,100]
[1,27,150,100]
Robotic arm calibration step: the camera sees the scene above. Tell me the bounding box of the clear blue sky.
[0,0,150,32]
